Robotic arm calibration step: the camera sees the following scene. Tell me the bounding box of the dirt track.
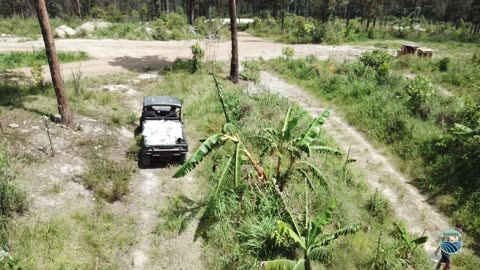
[1,32,368,80]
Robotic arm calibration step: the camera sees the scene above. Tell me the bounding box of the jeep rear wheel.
[141,151,151,167]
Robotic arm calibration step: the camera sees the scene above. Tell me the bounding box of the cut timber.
[417,48,433,58]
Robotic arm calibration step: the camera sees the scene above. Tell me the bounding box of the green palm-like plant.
[260,106,341,191]
[173,122,265,183]
[263,180,362,270]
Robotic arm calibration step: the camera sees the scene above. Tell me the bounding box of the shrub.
[191,43,205,73]
[438,57,450,72]
[282,46,294,60]
[240,60,261,82]
[405,76,435,118]
[359,50,394,72]
[366,190,391,222]
[0,144,28,244]
[83,159,133,202]
[30,61,44,89]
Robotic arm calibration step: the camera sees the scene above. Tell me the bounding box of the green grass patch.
[0,50,89,70]
[265,55,480,254]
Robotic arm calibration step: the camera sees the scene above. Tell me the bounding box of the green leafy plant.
[282,47,295,60]
[240,60,261,82]
[191,43,205,73]
[438,57,451,72]
[359,50,393,73]
[259,106,341,191]
[263,182,362,270]
[366,189,391,222]
[405,76,435,118]
[30,61,44,89]
[393,222,428,260]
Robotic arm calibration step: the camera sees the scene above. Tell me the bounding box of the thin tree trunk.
[75,0,81,18]
[35,0,74,128]
[229,0,239,83]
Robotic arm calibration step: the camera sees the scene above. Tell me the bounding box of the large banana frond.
[281,106,304,141]
[173,133,224,178]
[310,200,336,242]
[296,109,331,155]
[215,155,233,197]
[277,221,306,250]
[310,145,343,156]
[233,143,242,187]
[312,223,363,248]
[295,161,329,191]
[262,259,305,270]
[308,247,331,263]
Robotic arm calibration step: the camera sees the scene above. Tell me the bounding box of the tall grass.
[0,50,89,69]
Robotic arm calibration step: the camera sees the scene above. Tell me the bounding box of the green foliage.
[82,158,133,202]
[405,76,435,117]
[240,60,261,82]
[359,50,394,73]
[282,47,295,60]
[191,43,205,73]
[0,50,89,70]
[438,57,451,72]
[29,61,44,88]
[366,190,391,222]
[266,195,362,270]
[0,143,27,244]
[266,55,480,251]
[0,248,21,270]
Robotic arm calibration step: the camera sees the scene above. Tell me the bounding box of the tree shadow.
[108,55,174,73]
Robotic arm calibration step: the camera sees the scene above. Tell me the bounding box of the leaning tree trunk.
[35,0,74,127]
[229,0,239,83]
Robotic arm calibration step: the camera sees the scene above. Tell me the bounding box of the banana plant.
[259,106,341,191]
[393,222,427,260]
[173,122,265,183]
[263,180,362,270]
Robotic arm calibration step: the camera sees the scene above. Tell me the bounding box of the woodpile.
[397,44,433,58]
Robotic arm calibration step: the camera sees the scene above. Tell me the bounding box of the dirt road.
[0,32,368,80]
[257,71,448,257]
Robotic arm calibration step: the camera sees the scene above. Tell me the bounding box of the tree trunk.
[229,0,239,83]
[75,0,81,18]
[34,0,74,128]
[188,0,196,25]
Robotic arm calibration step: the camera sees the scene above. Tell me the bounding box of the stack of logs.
[397,44,433,58]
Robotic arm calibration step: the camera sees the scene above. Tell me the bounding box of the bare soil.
[1,32,370,80]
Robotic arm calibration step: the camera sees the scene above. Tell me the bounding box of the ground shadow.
[108,55,174,73]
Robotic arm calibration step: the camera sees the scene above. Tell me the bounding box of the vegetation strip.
[0,50,89,70]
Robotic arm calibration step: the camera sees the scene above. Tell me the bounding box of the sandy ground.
[0,32,369,80]
[257,71,449,257]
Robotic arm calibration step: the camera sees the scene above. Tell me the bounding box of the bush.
[405,76,435,118]
[282,46,294,60]
[438,57,451,72]
[0,143,28,244]
[191,43,205,73]
[240,60,261,82]
[82,159,133,202]
[359,50,394,72]
[366,190,391,222]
